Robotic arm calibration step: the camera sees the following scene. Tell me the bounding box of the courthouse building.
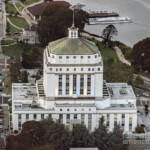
[12,24,137,132]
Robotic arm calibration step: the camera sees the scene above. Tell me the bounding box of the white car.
[0,118,3,123]
[143,93,149,97]
[0,125,3,128]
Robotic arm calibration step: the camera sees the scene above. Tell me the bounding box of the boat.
[89,17,132,25]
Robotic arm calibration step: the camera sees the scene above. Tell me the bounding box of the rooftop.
[12,83,38,100]
[49,37,99,55]
[106,83,136,99]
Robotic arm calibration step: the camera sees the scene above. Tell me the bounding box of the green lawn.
[95,40,119,61]
[15,2,24,12]
[1,40,15,45]
[9,17,28,28]
[6,3,18,14]
[24,0,41,5]
[9,23,22,33]
[2,44,24,56]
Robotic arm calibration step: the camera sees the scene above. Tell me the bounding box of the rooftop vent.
[120,89,127,95]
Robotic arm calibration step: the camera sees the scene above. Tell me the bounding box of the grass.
[9,23,22,33]
[95,40,119,61]
[15,2,24,12]
[2,44,24,56]
[6,3,18,14]
[9,17,28,28]
[1,40,15,45]
[24,0,41,5]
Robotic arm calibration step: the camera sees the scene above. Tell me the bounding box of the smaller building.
[22,25,39,44]
[26,1,71,21]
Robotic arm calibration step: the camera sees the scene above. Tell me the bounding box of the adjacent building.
[12,24,137,133]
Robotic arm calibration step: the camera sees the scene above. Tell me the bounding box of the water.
[56,0,150,47]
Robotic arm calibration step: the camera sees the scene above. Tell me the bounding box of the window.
[88,114,92,131]
[88,56,91,58]
[88,68,91,71]
[81,56,83,59]
[49,114,51,118]
[59,75,62,95]
[74,114,77,119]
[66,75,69,95]
[18,114,21,119]
[67,68,69,71]
[26,114,29,120]
[60,109,62,111]
[74,109,77,111]
[73,75,76,94]
[95,55,97,58]
[50,68,52,71]
[67,109,69,111]
[74,68,76,71]
[34,114,36,119]
[82,108,84,111]
[98,68,100,71]
[66,56,69,59]
[41,114,44,119]
[122,114,125,118]
[73,56,76,59]
[56,68,58,71]
[81,68,83,71]
[59,56,62,59]
[52,55,54,58]
[89,108,91,111]
[60,68,62,71]
[92,68,94,71]
[87,75,91,95]
[80,75,84,95]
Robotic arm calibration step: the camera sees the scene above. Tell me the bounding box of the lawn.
[6,3,18,14]
[9,23,22,33]
[9,17,28,29]
[15,2,24,12]
[24,0,41,5]
[95,40,119,61]
[2,44,24,56]
[1,40,15,45]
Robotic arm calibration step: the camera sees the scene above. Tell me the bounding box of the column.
[13,114,18,131]
[84,75,87,96]
[91,75,95,96]
[70,114,74,120]
[84,114,88,128]
[110,114,114,132]
[37,114,41,121]
[77,75,80,96]
[44,114,48,119]
[132,114,137,131]
[117,114,122,126]
[21,114,26,125]
[55,75,59,96]
[103,114,107,125]
[29,114,33,121]
[91,114,97,132]
[62,75,66,96]
[125,114,129,132]
[69,75,73,96]
[63,114,66,125]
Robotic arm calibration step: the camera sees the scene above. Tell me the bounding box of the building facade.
[12,25,137,133]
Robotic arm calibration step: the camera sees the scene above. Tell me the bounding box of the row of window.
[60,108,92,112]
[50,68,100,72]
[51,55,100,59]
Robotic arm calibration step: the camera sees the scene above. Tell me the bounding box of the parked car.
[0,118,3,123]
[143,93,150,97]
[0,125,3,128]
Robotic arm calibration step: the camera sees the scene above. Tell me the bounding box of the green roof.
[49,37,99,55]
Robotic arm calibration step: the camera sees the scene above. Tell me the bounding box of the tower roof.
[49,37,99,55]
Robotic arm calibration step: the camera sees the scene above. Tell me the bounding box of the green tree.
[132,38,150,72]
[21,71,28,83]
[102,25,118,47]
[38,4,72,46]
[135,125,145,133]
[134,76,144,85]
[70,124,93,148]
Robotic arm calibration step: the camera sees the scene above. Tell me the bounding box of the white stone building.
[12,24,137,133]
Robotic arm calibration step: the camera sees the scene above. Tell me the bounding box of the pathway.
[114,46,131,66]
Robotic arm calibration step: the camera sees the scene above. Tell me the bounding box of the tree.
[134,76,144,85]
[131,38,150,72]
[37,5,89,46]
[21,71,28,83]
[6,22,10,33]
[70,124,93,148]
[135,125,145,133]
[102,25,118,47]
[92,117,110,150]
[38,4,72,46]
